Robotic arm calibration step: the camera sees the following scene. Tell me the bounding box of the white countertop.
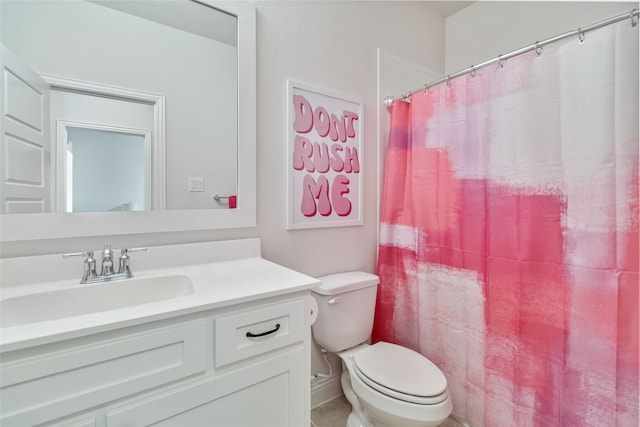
[0,239,320,353]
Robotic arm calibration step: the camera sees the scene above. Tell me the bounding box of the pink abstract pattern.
[373,24,638,426]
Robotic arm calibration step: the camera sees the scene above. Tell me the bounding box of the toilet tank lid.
[313,271,380,295]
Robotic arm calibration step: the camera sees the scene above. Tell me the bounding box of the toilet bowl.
[312,272,453,427]
[338,343,452,427]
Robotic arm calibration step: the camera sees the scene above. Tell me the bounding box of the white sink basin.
[1,275,194,327]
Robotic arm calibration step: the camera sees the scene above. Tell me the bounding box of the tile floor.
[311,394,351,427]
[311,395,468,427]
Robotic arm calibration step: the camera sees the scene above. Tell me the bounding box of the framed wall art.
[287,81,363,229]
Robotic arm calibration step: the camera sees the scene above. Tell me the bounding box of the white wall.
[445,1,635,74]
[254,1,444,277]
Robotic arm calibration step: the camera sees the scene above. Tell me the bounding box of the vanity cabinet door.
[106,347,306,427]
[0,320,207,427]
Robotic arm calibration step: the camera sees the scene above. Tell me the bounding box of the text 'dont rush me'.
[291,94,360,217]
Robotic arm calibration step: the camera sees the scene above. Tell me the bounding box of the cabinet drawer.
[0,320,207,426]
[214,299,305,367]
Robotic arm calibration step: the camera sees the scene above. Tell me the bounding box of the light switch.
[188,177,204,192]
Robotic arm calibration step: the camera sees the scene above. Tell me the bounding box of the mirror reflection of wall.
[0,0,238,213]
[66,127,147,213]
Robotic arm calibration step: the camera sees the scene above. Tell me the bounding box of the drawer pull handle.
[246,323,281,338]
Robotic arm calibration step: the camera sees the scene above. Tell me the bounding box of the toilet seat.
[352,342,449,405]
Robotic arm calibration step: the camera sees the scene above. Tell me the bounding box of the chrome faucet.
[63,245,147,284]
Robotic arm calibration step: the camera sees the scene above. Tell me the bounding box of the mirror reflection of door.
[61,125,150,212]
[0,45,51,213]
[51,89,156,212]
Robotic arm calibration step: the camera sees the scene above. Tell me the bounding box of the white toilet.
[312,271,453,427]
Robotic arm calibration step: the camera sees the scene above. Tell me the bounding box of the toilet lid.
[353,342,448,399]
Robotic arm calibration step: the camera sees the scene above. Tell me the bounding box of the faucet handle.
[118,247,147,277]
[120,247,148,255]
[62,251,98,283]
[62,250,95,260]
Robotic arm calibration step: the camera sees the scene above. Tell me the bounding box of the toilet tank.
[311,271,379,353]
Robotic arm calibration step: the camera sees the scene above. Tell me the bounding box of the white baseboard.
[310,372,343,409]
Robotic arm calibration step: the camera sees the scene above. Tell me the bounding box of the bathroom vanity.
[0,239,319,426]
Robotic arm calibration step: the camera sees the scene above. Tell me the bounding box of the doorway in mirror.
[61,126,150,212]
[51,89,157,212]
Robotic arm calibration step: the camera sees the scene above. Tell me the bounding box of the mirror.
[1,0,241,213]
[0,0,256,240]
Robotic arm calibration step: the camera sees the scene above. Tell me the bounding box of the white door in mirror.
[0,45,51,214]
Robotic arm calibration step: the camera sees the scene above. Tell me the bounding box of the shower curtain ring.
[631,9,638,27]
[497,55,505,68]
[578,28,585,43]
[423,84,429,95]
[469,65,476,78]
[446,75,451,87]
[534,41,543,56]
[384,96,395,109]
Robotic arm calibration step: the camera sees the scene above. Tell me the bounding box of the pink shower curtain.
[373,22,638,427]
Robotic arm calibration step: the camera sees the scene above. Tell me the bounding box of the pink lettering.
[293,96,359,221]
[313,143,330,173]
[343,110,358,139]
[330,144,344,172]
[329,114,347,142]
[314,107,330,137]
[296,141,357,174]
[293,136,314,172]
[344,147,360,173]
[293,95,313,133]
[332,175,352,216]
[301,175,332,217]
[293,95,358,141]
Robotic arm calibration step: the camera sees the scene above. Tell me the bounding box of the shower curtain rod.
[384,8,639,108]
